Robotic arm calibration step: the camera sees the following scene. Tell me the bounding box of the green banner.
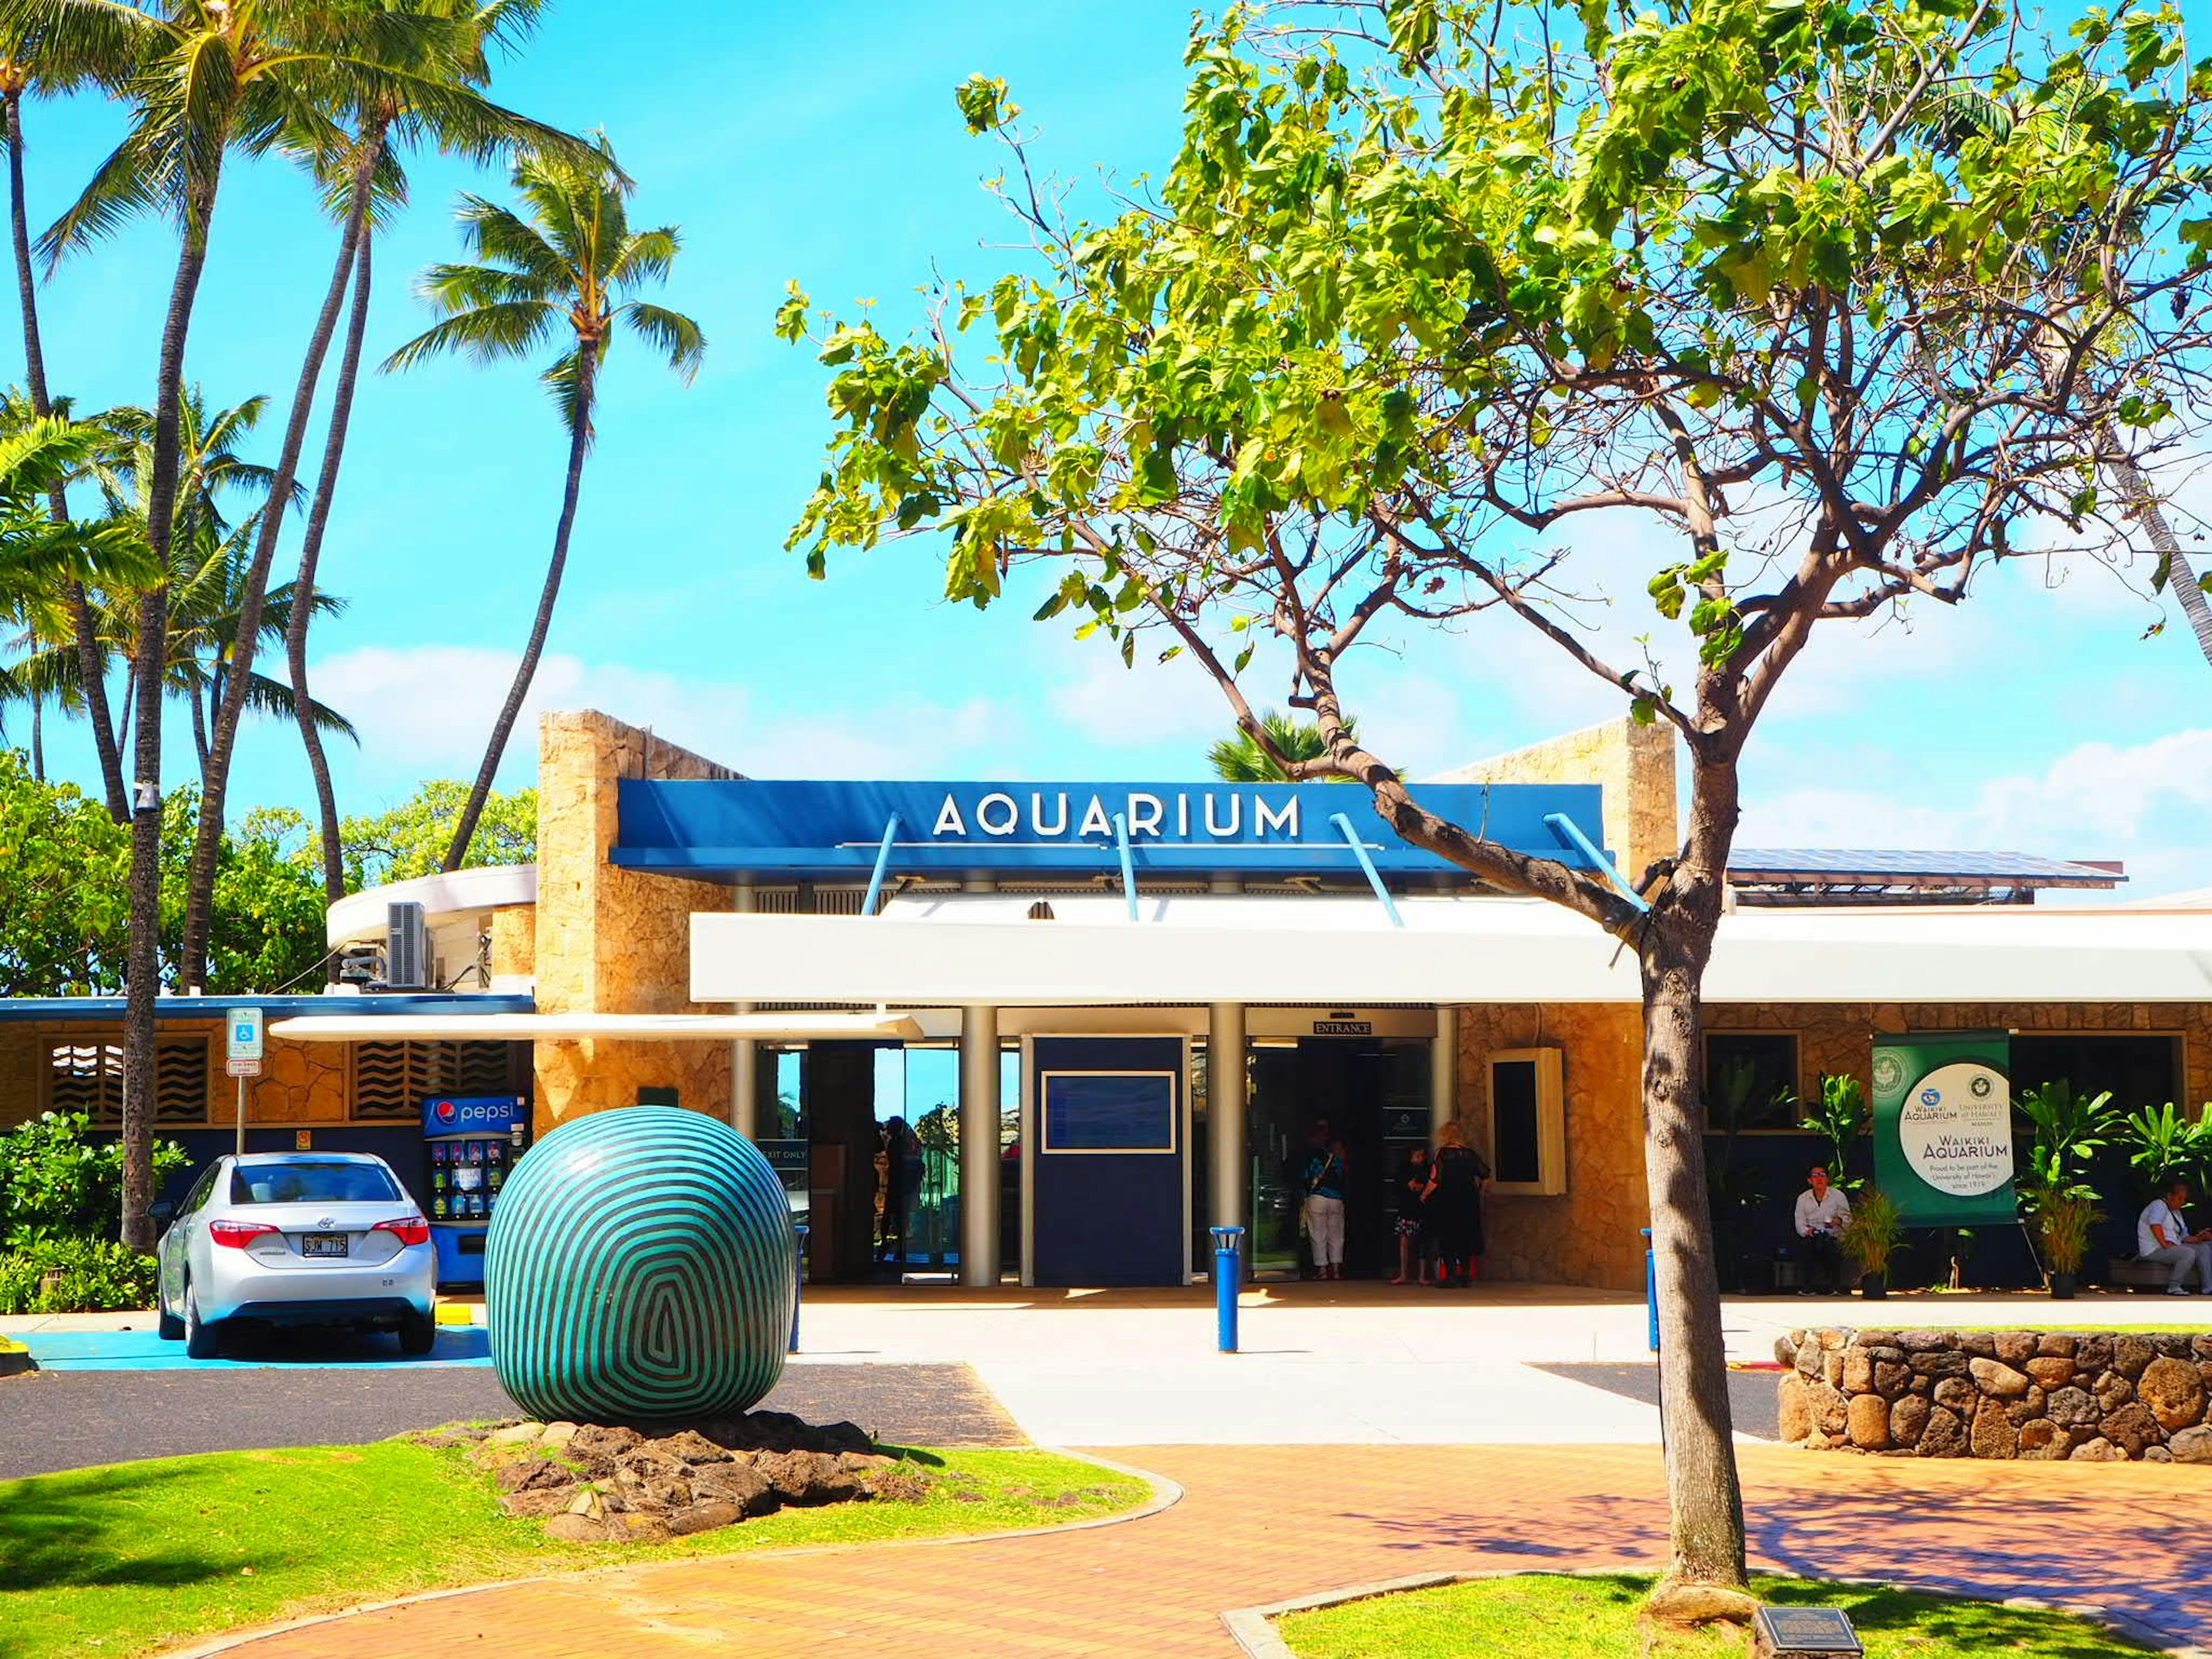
[1871,1031,2018,1228]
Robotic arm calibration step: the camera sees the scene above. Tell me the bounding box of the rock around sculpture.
[486,1107,797,1422]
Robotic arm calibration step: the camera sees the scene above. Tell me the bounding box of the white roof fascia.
[267,1010,926,1043]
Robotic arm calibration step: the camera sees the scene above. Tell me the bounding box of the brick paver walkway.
[207,1445,2202,1657]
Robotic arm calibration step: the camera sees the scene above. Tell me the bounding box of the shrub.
[0,1111,189,1248]
[0,1238,159,1314]
[2032,1191,2101,1277]
[1840,1188,1904,1280]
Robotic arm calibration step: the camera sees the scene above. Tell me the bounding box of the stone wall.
[0,1020,346,1127]
[1780,1325,2212,1463]
[1455,1002,1647,1291]
[1706,1000,2212,1107]
[532,710,743,1132]
[490,904,536,983]
[1434,716,1679,883]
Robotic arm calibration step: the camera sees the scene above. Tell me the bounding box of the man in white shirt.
[2138,1179,2212,1295]
[1793,1164,1852,1294]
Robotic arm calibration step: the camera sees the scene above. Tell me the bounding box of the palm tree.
[175,0,587,994]
[1209,710,1356,782]
[284,0,562,920]
[12,0,568,1245]
[386,135,703,870]
[0,16,136,816]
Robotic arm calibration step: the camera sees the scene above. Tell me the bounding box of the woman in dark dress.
[1422,1122,1490,1287]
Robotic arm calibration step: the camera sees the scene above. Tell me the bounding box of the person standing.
[1423,1122,1490,1287]
[1793,1164,1852,1294]
[1392,1145,1433,1285]
[1302,1120,1349,1282]
[2138,1177,2212,1294]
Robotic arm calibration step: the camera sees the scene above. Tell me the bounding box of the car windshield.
[229,1162,401,1206]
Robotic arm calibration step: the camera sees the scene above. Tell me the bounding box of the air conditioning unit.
[385,902,429,991]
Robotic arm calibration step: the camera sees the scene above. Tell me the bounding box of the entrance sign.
[1312,1018,1373,1036]
[1871,1031,2018,1226]
[613,778,1610,880]
[225,1005,264,1078]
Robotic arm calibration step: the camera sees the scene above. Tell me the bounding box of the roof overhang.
[268,1011,925,1043]
[688,895,2212,1007]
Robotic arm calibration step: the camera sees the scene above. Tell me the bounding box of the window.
[47,1036,209,1125]
[1040,1072,1178,1153]
[1488,1048,1566,1195]
[230,1160,403,1206]
[353,1040,522,1120]
[1704,1033,1801,1131]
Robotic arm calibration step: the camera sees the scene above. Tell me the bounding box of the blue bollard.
[1642,1227,1659,1354]
[790,1224,809,1354]
[1211,1225,1245,1353]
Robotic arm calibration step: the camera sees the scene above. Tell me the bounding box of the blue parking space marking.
[24,1325,491,1371]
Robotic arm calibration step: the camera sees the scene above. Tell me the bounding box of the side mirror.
[147,1200,175,1227]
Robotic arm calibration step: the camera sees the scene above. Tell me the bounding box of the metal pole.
[1112,813,1138,921]
[235,1076,246,1157]
[862,813,902,918]
[790,1223,809,1353]
[732,881,760,1138]
[1643,1227,1659,1353]
[1543,811,1650,914]
[1328,812,1404,927]
[1211,1225,1244,1351]
[1208,1002,1247,1252]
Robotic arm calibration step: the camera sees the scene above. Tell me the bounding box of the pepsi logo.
[434,1100,457,1124]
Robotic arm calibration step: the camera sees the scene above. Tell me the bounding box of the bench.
[2108,1253,2182,1291]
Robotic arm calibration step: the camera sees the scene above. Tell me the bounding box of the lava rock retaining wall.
[1778,1326,2212,1463]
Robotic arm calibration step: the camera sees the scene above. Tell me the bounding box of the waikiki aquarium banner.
[1870,1031,2019,1228]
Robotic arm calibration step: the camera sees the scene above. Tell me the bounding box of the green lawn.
[0,1438,1146,1659]
[1276,1573,2154,1658]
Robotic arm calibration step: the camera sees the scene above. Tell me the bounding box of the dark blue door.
[1032,1037,1185,1287]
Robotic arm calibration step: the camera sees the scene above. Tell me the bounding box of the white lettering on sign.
[1126,793,1165,836]
[919,789,1315,843]
[1032,791,1069,835]
[975,792,1019,836]
[1254,797,1301,837]
[1203,795,1241,836]
[933,796,967,837]
[1077,795,1112,837]
[1897,1062,2012,1197]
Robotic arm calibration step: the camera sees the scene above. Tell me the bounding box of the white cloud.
[1740,726,2212,900]
[313,643,1007,787]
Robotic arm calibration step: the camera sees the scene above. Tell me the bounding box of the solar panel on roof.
[1728,849,2119,882]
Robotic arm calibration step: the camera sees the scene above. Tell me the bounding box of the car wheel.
[157,1297,185,1342]
[183,1281,224,1359]
[396,1310,437,1357]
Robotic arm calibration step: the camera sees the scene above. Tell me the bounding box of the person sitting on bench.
[2137,1177,2212,1296]
[1792,1163,1851,1294]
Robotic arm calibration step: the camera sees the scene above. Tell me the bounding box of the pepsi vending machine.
[422,1094,529,1288]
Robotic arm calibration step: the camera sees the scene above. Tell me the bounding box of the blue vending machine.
[422,1094,529,1289]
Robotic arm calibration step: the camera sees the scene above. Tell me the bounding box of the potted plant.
[2032,1190,2100,1298]
[1840,1187,1903,1298]
[1798,1073,1868,1192]
[2116,1100,2212,1195]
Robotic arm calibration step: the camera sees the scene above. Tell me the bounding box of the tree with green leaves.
[386,134,702,872]
[340,778,536,888]
[785,0,2212,1593]
[1208,709,1354,781]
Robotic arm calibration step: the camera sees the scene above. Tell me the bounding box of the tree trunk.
[2105,445,2212,670]
[176,144,377,989]
[120,183,221,1253]
[1637,748,1748,1590]
[5,85,125,820]
[289,227,373,922]
[29,690,41,780]
[442,337,599,872]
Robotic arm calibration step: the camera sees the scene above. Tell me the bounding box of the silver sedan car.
[153,1152,437,1358]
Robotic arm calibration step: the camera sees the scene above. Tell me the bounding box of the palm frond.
[382,299,558,372]
[620,301,704,382]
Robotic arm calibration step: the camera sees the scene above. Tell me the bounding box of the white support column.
[960,1005,1002,1287]
[730,882,759,1138]
[1431,1004,1457,1137]
[1208,1001,1248,1239]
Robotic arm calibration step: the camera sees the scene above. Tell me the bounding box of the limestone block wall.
[0,1024,40,1126]
[1433,717,1679,884]
[532,709,743,1131]
[1705,1000,2212,1106]
[1781,1325,2212,1463]
[0,1021,346,1128]
[1456,1002,1648,1291]
[490,904,536,982]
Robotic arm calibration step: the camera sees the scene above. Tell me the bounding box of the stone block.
[2036,1332,2078,1359]
[1847,1392,1891,1450]
[665,1499,744,1537]
[1842,1349,1874,1394]
[1919,1406,1967,1457]
[2100,1402,2161,1457]
[1993,1331,2039,1366]
[2139,1357,2209,1432]
[2114,1336,2157,1380]
[1778,1374,1813,1444]
[1823,1352,1844,1389]
[2070,1437,2127,1463]
[1968,1358,2031,1397]
[1956,1331,1998,1359]
[2046,1386,2098,1428]
[2005,1388,2048,1427]
[2016,1418,2067,1461]
[2093,1373,2134,1415]
[2024,1357,2075,1390]
[1911,1351,1971,1379]
[1854,1330,1900,1350]
[543,1513,614,1543]
[1889,1395,1929,1448]
[2168,1426,2212,1464]
[1898,1329,1949,1353]
[1933,1377,1975,1414]
[1969,1397,2018,1459]
[2074,1336,2114,1372]
[1874,1361,1911,1397]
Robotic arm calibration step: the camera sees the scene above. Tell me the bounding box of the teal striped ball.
[485,1107,795,1422]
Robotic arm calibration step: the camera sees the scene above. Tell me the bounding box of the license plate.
[301,1233,349,1258]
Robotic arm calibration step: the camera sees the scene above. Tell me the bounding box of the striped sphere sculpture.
[486,1107,796,1422]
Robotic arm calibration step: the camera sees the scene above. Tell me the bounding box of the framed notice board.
[1040,1071,1178,1154]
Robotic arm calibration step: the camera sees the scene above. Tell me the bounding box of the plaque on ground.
[1752,1605,1862,1658]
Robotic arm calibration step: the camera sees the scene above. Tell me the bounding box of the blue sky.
[13,0,2212,899]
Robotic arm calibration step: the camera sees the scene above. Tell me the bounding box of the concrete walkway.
[199,1443,2207,1657]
